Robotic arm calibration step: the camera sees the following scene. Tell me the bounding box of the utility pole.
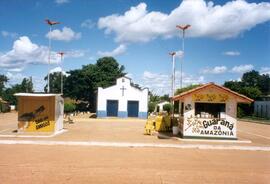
[58,52,64,95]
[45,19,60,93]
[176,24,191,90]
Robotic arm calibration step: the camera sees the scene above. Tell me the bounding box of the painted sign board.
[192,93,229,103]
[16,94,63,133]
[183,117,236,139]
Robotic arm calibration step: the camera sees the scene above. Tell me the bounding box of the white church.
[97,77,148,119]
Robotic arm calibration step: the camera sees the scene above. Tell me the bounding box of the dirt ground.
[0,112,269,183]
[0,145,269,184]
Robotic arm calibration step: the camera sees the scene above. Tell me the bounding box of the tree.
[64,57,126,111]
[64,101,76,113]
[175,84,201,95]
[160,94,170,102]
[0,74,8,96]
[163,103,172,113]
[2,85,21,105]
[223,70,269,118]
[242,70,260,87]
[224,81,242,92]
[258,74,270,95]
[2,77,34,105]
[148,102,156,113]
[44,72,65,93]
[21,77,34,93]
[240,86,262,100]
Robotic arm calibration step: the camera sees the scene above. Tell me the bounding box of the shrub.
[64,102,76,113]
[148,102,156,113]
[163,103,172,113]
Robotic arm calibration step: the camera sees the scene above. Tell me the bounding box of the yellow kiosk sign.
[192,93,229,103]
[18,105,55,132]
[16,94,63,132]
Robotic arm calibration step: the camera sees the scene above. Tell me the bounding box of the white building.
[155,101,170,112]
[173,83,253,139]
[97,77,148,119]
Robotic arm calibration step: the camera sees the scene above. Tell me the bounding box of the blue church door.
[128,101,139,117]
[107,100,118,117]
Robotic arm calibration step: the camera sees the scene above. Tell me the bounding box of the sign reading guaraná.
[184,117,236,139]
[173,83,253,140]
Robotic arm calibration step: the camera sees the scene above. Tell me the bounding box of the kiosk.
[15,93,64,132]
[173,83,253,139]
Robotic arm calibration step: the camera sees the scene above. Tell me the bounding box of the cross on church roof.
[120,86,127,96]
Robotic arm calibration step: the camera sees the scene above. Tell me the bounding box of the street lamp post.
[58,52,64,95]
[176,24,191,90]
[169,52,176,118]
[169,52,176,99]
[45,19,60,93]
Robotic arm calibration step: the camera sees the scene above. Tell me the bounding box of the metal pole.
[172,54,176,97]
[60,54,63,95]
[47,26,52,93]
[181,30,184,90]
[169,52,176,120]
[177,24,190,90]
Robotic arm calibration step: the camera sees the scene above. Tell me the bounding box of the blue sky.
[0,0,269,95]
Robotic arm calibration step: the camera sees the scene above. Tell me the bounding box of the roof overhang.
[14,93,62,97]
[173,82,253,103]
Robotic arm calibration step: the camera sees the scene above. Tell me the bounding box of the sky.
[0,0,269,95]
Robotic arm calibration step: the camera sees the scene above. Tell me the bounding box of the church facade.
[97,77,148,119]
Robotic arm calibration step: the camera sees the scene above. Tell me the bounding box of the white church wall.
[97,77,148,119]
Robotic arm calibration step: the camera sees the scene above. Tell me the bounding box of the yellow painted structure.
[15,93,64,132]
[144,113,172,135]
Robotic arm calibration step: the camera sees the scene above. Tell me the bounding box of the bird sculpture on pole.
[45,19,60,93]
[176,24,191,90]
[45,19,61,26]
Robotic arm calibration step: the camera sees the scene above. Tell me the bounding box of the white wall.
[97,77,148,117]
[55,95,64,131]
[180,87,237,139]
[155,101,170,112]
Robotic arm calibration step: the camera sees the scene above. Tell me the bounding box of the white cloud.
[0,36,87,72]
[141,70,204,95]
[223,51,240,56]
[81,19,95,29]
[97,44,126,57]
[49,66,69,76]
[231,64,254,73]
[260,67,270,75]
[55,0,69,4]
[46,27,81,41]
[6,68,24,72]
[0,36,60,71]
[201,66,227,74]
[98,1,270,43]
[1,31,18,38]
